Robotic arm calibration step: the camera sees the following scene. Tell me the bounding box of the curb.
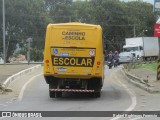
[1,64,42,92]
[121,68,160,93]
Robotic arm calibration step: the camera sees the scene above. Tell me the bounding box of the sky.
[121,0,153,4]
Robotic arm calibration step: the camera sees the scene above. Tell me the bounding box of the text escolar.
[52,57,94,67]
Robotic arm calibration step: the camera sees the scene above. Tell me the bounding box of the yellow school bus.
[44,22,104,98]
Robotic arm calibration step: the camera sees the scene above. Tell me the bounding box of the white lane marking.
[110,69,137,120]
[119,69,152,120]
[17,73,42,102]
[3,65,41,86]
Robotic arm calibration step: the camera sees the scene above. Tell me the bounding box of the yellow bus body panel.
[44,23,104,79]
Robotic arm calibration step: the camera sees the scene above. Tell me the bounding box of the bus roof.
[47,22,101,29]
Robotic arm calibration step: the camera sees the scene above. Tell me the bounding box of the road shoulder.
[0,65,41,93]
[0,68,43,108]
[122,67,160,93]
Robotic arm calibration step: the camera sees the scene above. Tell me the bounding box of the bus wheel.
[94,91,101,98]
[56,92,62,98]
[49,91,55,98]
[49,84,56,98]
[88,92,94,98]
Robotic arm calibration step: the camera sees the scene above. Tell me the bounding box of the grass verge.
[135,62,157,71]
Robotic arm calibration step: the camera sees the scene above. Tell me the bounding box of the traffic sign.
[154,24,160,37]
[154,0,160,12]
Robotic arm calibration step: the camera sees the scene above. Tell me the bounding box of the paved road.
[0,66,160,120]
[0,64,38,84]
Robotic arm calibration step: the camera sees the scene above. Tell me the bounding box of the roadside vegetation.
[0,0,156,62]
[135,62,157,71]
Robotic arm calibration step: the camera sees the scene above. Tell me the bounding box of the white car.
[119,52,134,64]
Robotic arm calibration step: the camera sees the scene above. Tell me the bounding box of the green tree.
[0,0,157,61]
[45,0,73,23]
[0,0,52,62]
[126,2,156,37]
[71,0,95,23]
[88,0,156,52]
[89,0,127,51]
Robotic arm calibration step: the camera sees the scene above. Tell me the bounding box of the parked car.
[119,52,134,64]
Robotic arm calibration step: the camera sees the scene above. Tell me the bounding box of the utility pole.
[26,38,32,65]
[69,16,71,22]
[2,0,6,64]
[134,24,136,37]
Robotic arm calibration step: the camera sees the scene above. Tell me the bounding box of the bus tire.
[49,84,56,98]
[49,91,55,98]
[56,92,62,98]
[94,91,101,98]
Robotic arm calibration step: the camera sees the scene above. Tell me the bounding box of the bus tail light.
[45,60,49,64]
[97,61,101,65]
